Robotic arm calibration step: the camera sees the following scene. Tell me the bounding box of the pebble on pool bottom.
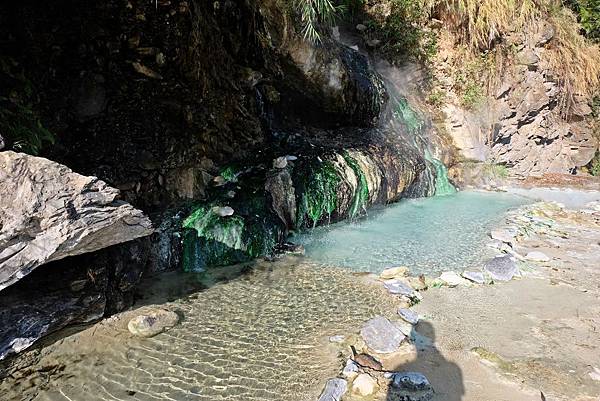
[128,309,180,338]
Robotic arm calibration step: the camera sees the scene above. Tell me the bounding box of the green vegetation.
[590,151,600,176]
[546,4,600,115]
[460,82,484,109]
[378,0,437,62]
[296,161,340,227]
[426,88,446,107]
[565,0,600,41]
[483,162,510,179]
[0,57,54,155]
[293,0,345,43]
[343,152,369,218]
[219,165,240,182]
[0,100,55,155]
[182,201,278,271]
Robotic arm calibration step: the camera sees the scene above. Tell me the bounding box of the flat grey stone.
[360,316,406,353]
[329,335,345,343]
[484,255,519,281]
[398,308,419,325]
[383,279,415,296]
[462,271,485,284]
[439,271,464,287]
[318,378,347,401]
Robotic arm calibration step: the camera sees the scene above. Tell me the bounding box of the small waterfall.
[431,157,457,196]
[389,96,456,197]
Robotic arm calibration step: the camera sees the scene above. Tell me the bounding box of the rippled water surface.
[293,191,528,275]
[5,258,399,401]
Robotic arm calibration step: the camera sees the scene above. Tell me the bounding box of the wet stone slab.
[361,316,406,353]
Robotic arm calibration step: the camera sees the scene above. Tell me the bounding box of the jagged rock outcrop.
[0,151,153,360]
[0,151,153,291]
[437,23,598,176]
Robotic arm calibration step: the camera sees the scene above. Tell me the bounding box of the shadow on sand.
[387,321,464,401]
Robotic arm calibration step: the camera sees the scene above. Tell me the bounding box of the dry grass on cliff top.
[546,6,600,116]
[429,0,600,115]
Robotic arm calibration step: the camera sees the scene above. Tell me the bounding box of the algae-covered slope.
[180,127,447,270]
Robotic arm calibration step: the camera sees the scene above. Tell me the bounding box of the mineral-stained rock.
[352,348,383,370]
[265,168,296,231]
[361,316,406,354]
[128,309,180,338]
[484,255,519,281]
[318,378,347,401]
[0,151,153,291]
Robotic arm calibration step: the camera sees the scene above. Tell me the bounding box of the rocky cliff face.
[0,0,447,358]
[434,23,598,177]
[0,151,153,291]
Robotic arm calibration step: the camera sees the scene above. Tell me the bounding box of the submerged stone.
[273,156,287,169]
[383,280,415,297]
[128,309,180,338]
[484,255,519,281]
[353,349,383,370]
[329,335,345,343]
[317,378,347,401]
[361,316,406,353]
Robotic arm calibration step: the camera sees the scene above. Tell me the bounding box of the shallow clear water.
[4,258,399,401]
[293,191,528,275]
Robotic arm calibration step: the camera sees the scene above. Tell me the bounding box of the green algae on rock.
[182,199,280,271]
[343,152,370,219]
[296,160,340,228]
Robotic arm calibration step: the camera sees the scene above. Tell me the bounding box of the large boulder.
[0,151,153,291]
